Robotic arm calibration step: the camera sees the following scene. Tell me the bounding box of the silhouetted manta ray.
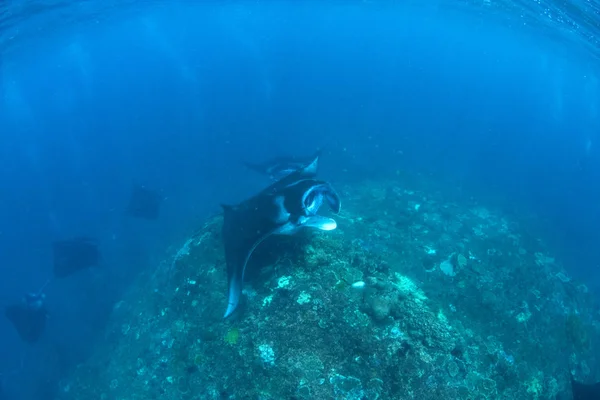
[221,156,340,318]
[53,237,101,278]
[5,299,48,344]
[243,150,321,181]
[127,185,161,220]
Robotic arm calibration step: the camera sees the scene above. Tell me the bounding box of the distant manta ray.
[53,237,101,278]
[126,184,162,220]
[5,298,48,344]
[243,150,321,181]
[221,155,340,318]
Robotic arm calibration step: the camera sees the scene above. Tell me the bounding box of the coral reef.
[57,178,600,399]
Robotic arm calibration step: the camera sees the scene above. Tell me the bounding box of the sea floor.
[57,175,599,400]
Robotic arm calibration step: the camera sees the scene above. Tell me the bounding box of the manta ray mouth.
[302,183,341,215]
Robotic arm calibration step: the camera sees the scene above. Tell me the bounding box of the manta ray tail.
[224,271,243,318]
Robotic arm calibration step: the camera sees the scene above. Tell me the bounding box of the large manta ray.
[221,157,340,318]
[243,150,321,181]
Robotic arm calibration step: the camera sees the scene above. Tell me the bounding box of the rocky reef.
[57,178,600,399]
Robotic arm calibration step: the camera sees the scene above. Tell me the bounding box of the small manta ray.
[243,150,321,181]
[5,293,49,343]
[572,378,600,399]
[53,237,101,278]
[221,156,341,318]
[127,185,162,220]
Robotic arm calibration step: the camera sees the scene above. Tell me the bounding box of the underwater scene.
[1,1,600,399]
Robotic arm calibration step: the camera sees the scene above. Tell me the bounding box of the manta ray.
[127,184,162,220]
[221,157,340,318]
[53,237,101,278]
[5,296,48,344]
[243,150,321,181]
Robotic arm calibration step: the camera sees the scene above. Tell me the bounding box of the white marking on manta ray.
[273,196,290,224]
[280,178,314,190]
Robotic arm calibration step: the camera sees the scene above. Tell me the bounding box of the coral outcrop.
[57,179,599,399]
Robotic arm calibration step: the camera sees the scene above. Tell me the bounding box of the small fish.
[351,281,366,289]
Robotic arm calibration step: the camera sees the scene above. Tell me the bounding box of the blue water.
[1,1,600,398]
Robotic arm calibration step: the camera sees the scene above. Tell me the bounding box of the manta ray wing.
[221,195,285,318]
